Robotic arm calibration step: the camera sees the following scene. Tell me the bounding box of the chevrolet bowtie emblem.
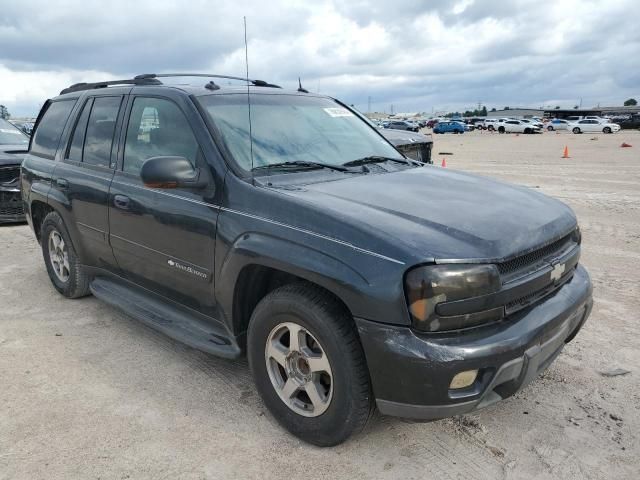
[550,263,565,282]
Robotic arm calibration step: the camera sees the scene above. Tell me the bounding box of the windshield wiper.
[342,156,410,167]
[251,160,350,172]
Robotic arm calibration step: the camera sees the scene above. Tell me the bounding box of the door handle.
[113,194,131,210]
[56,178,69,189]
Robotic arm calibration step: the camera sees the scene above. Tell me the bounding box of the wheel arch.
[217,233,377,342]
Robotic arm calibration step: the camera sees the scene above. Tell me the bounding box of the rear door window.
[83,96,122,168]
[66,98,93,161]
[30,100,76,159]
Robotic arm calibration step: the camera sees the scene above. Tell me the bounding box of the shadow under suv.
[21,74,593,446]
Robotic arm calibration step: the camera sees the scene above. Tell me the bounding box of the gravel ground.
[1,129,638,479]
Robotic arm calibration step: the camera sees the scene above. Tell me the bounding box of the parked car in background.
[485,118,512,131]
[611,115,640,130]
[546,119,570,131]
[386,120,419,132]
[520,119,544,129]
[433,121,465,134]
[426,119,439,128]
[497,119,542,134]
[0,119,30,223]
[569,119,620,134]
[381,128,433,164]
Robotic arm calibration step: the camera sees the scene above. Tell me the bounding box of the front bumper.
[356,264,593,420]
[0,189,25,223]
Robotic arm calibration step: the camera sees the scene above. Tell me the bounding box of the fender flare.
[216,232,378,333]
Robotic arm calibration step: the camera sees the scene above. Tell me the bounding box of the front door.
[108,94,219,315]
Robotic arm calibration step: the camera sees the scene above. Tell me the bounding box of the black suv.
[21,74,593,446]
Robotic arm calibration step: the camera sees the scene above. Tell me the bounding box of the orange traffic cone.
[562,146,570,158]
[441,158,447,167]
[621,142,632,148]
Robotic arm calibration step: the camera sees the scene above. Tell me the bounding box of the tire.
[572,127,581,134]
[524,128,532,134]
[547,125,554,131]
[498,126,505,134]
[488,125,495,131]
[603,127,611,134]
[247,283,373,446]
[41,211,91,298]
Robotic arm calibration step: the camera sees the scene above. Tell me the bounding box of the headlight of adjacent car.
[404,264,502,332]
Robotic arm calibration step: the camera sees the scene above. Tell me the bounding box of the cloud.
[1,0,638,117]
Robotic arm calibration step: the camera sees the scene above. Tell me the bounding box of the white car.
[484,118,512,131]
[546,119,570,131]
[569,119,621,134]
[496,119,542,134]
[520,119,544,129]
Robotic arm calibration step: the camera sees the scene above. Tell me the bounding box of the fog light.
[450,370,478,389]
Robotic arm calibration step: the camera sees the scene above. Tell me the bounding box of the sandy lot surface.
[1,129,638,479]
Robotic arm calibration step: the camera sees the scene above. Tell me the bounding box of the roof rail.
[60,77,162,95]
[134,73,282,89]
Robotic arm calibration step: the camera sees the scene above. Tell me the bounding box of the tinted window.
[83,96,122,167]
[30,100,76,158]
[66,98,93,161]
[123,97,199,174]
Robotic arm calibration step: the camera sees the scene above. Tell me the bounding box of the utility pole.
[367,96,372,114]
[390,104,394,115]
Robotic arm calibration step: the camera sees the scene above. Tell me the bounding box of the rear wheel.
[547,125,554,131]
[41,211,90,298]
[488,125,495,131]
[498,126,505,133]
[603,126,612,134]
[248,284,373,446]
[572,127,581,134]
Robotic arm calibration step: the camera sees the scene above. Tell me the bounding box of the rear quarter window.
[31,100,76,159]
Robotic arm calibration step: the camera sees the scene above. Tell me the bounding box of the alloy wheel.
[48,230,70,283]
[265,321,333,417]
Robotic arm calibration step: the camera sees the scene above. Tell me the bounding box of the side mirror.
[140,156,206,189]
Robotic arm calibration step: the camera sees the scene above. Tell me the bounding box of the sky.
[1,0,639,117]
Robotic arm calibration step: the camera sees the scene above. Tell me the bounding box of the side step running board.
[90,277,241,359]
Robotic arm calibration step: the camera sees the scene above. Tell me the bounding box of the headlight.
[404,264,501,332]
[571,226,582,244]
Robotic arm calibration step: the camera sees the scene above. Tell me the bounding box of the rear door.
[108,93,219,315]
[51,94,124,270]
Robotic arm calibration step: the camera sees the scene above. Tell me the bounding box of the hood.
[380,129,432,146]
[280,167,577,263]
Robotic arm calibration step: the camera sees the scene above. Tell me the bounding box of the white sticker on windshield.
[323,107,354,118]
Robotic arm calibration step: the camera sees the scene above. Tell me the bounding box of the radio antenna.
[244,16,255,183]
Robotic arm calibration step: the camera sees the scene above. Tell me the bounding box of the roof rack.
[60,77,162,95]
[60,73,282,96]
[134,73,282,89]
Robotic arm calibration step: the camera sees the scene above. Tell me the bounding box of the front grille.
[498,233,574,276]
[0,166,20,184]
[0,191,24,217]
[505,267,574,315]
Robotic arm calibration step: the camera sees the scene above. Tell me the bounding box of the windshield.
[198,94,403,172]
[0,119,29,145]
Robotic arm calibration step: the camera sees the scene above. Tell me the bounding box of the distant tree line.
[0,105,10,120]
[444,106,488,118]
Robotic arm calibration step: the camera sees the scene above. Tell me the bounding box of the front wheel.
[547,125,554,131]
[248,284,373,446]
[498,126,505,133]
[488,125,495,131]
[572,127,581,134]
[603,127,612,134]
[524,128,532,134]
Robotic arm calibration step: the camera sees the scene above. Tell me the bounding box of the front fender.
[215,230,409,333]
